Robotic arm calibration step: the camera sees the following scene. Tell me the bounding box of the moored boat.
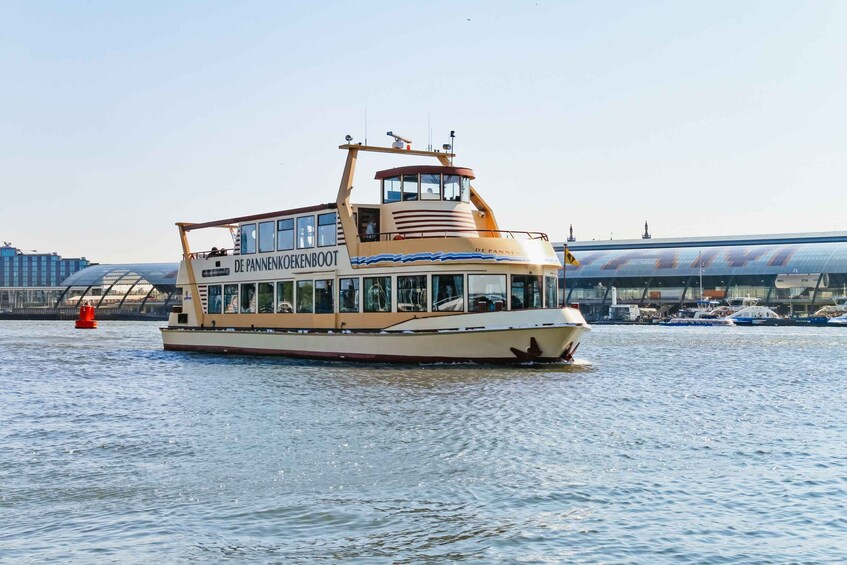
[160,133,590,363]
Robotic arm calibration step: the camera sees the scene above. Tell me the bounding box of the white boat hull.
[161,310,590,364]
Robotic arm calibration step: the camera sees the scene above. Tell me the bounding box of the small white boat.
[660,300,734,326]
[827,312,847,326]
[727,304,788,326]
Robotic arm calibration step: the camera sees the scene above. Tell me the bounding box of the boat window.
[402,174,419,201]
[297,216,315,249]
[315,279,334,313]
[398,275,427,311]
[258,282,274,313]
[318,213,337,247]
[258,221,275,253]
[277,219,294,251]
[511,275,543,310]
[443,175,461,201]
[240,223,257,255]
[224,284,239,313]
[383,176,401,203]
[545,276,558,308]
[339,278,359,312]
[460,177,471,203]
[364,276,392,312]
[207,285,223,314]
[276,280,293,313]
[420,174,440,201]
[296,280,313,313]
[240,283,257,313]
[432,274,464,312]
[468,274,506,313]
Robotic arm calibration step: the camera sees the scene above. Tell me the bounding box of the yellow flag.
[563,247,580,266]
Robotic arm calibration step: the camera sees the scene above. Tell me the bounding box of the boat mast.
[699,250,704,301]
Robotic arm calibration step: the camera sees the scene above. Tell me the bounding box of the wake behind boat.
[160,132,590,363]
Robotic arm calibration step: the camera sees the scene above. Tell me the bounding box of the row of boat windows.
[382,174,472,204]
[241,212,337,254]
[204,274,559,315]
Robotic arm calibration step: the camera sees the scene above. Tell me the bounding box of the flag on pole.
[563,247,580,266]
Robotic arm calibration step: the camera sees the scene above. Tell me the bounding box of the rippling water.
[1,321,845,563]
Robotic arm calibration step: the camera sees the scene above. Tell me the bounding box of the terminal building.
[555,229,847,321]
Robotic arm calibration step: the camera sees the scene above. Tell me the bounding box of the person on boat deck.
[209,246,220,257]
[364,219,377,242]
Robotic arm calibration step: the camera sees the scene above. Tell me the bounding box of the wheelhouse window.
[277,219,294,251]
[364,276,391,312]
[207,285,223,314]
[276,281,293,313]
[421,173,441,200]
[468,274,506,313]
[398,275,427,311]
[258,282,274,313]
[315,279,334,313]
[432,274,464,312]
[339,278,359,313]
[224,284,239,313]
[240,223,257,255]
[511,275,543,310]
[460,177,471,202]
[240,283,256,313]
[383,176,401,203]
[297,216,315,249]
[402,173,419,201]
[545,276,558,308]
[318,213,337,247]
[443,175,461,201]
[296,280,313,313]
[258,221,275,253]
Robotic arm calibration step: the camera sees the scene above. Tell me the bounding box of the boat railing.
[189,248,233,260]
[362,229,549,242]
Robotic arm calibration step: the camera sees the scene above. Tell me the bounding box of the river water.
[1,321,845,563]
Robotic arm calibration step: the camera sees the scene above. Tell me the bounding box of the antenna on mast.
[364,108,368,145]
[427,114,432,151]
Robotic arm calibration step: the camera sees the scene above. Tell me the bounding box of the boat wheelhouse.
[161,136,590,363]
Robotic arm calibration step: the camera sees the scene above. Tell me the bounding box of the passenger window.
[276,281,293,313]
[468,274,506,313]
[318,213,337,247]
[258,282,274,313]
[297,216,315,249]
[545,276,558,308]
[224,284,239,313]
[364,277,391,312]
[339,278,359,312]
[443,175,460,201]
[460,177,471,202]
[314,279,334,313]
[258,221,275,253]
[397,275,427,311]
[432,274,464,312]
[240,283,256,313]
[240,224,257,254]
[207,285,223,314]
[402,174,419,201]
[296,280,313,313]
[383,176,401,203]
[277,219,294,251]
[511,275,543,310]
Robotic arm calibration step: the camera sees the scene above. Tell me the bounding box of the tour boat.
[160,134,590,363]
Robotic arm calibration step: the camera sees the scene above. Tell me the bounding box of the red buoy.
[75,303,98,329]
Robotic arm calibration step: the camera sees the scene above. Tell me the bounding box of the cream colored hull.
[161,311,589,364]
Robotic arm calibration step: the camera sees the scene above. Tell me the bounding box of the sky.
[2,1,846,263]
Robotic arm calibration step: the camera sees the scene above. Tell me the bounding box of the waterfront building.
[0,242,89,287]
[556,231,847,320]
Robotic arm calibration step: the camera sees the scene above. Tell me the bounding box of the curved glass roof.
[60,263,179,288]
[560,242,847,279]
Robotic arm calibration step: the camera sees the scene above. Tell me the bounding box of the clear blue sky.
[2,1,845,263]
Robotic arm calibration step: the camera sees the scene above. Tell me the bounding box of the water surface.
[1,321,845,562]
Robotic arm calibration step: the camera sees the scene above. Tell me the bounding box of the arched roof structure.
[56,262,179,311]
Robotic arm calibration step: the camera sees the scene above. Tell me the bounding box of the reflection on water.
[1,321,845,563]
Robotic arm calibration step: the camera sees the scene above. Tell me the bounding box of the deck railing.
[361,229,549,242]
